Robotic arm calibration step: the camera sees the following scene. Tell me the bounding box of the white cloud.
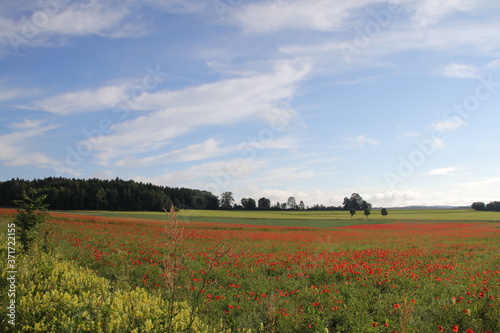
[431,118,467,131]
[426,166,463,175]
[452,177,500,203]
[0,85,40,102]
[0,121,59,167]
[486,59,500,70]
[432,138,445,148]
[409,0,487,27]
[132,158,266,192]
[124,138,228,166]
[0,0,147,52]
[276,1,500,70]
[342,135,380,148]
[233,0,378,33]
[143,0,209,14]
[282,20,500,64]
[85,59,311,163]
[440,63,480,79]
[459,177,500,190]
[365,187,476,207]
[439,59,500,79]
[32,84,130,115]
[9,118,44,130]
[116,133,305,169]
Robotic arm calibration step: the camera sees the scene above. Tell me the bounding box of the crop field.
[58,208,500,227]
[1,208,500,332]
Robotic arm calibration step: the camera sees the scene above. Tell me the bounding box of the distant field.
[58,208,500,228]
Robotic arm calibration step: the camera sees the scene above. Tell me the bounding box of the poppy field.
[1,208,500,332]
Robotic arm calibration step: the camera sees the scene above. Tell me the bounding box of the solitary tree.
[381,208,388,219]
[13,188,49,252]
[299,200,305,210]
[342,193,371,210]
[364,208,371,220]
[287,197,297,210]
[219,191,234,209]
[349,208,356,219]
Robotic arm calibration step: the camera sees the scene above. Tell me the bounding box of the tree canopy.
[258,197,271,210]
[13,188,49,252]
[471,201,500,212]
[349,208,356,219]
[0,177,219,211]
[241,198,256,210]
[342,193,372,211]
[364,208,371,220]
[219,191,235,209]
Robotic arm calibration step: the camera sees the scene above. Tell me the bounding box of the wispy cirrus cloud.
[0,82,40,102]
[81,59,311,164]
[233,0,376,33]
[132,157,266,191]
[408,0,488,27]
[426,166,463,175]
[342,135,380,148]
[439,63,480,79]
[119,138,228,167]
[130,134,304,168]
[31,84,131,115]
[0,0,147,53]
[0,119,59,168]
[234,0,496,34]
[8,117,45,130]
[438,59,500,79]
[268,0,500,73]
[143,0,209,14]
[431,118,467,131]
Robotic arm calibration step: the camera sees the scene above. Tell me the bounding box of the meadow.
[1,208,499,332]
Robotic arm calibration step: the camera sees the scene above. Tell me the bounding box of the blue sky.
[1,0,500,207]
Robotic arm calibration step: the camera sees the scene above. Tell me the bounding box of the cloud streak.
[0,0,147,53]
[32,84,131,115]
[233,0,376,33]
[0,120,59,168]
[426,166,463,175]
[431,118,467,131]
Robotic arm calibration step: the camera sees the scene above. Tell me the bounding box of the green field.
[58,208,500,228]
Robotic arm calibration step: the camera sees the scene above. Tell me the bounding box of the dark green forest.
[0,177,219,211]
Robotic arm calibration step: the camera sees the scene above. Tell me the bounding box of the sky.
[1,0,500,208]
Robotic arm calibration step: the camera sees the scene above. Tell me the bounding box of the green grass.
[54,208,500,228]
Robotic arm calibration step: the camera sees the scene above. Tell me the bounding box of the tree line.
[471,201,500,212]
[0,177,377,213]
[219,192,373,211]
[0,177,219,211]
